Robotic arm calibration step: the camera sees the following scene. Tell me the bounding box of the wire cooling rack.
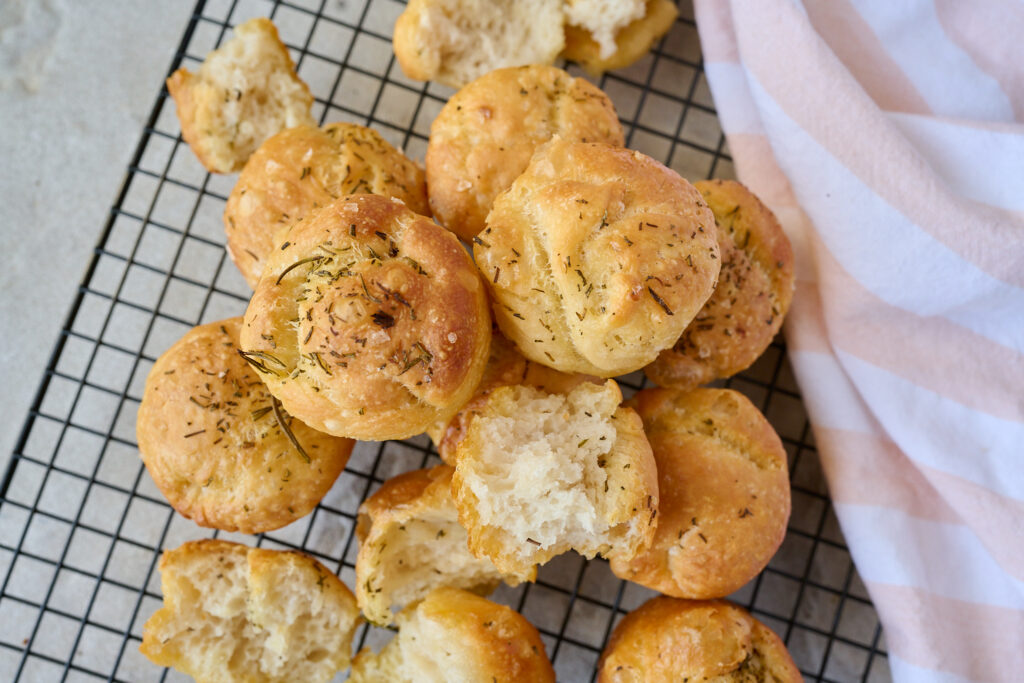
[0,1,892,681]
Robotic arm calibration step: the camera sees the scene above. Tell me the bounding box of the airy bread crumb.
[355,465,520,626]
[393,0,565,88]
[452,381,658,581]
[166,17,314,173]
[564,0,647,59]
[349,587,555,682]
[140,540,360,683]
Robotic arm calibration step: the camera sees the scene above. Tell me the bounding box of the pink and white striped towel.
[692,1,1024,681]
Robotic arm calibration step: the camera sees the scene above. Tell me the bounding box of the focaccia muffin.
[426,65,623,241]
[597,597,802,682]
[646,180,795,391]
[239,194,491,441]
[349,587,555,682]
[610,388,790,599]
[476,137,720,377]
[224,122,430,288]
[166,18,314,173]
[141,540,360,683]
[137,317,352,533]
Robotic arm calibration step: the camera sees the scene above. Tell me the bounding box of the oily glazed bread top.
[451,380,658,581]
[166,18,314,173]
[225,123,430,288]
[597,597,802,682]
[426,65,624,241]
[349,586,555,682]
[427,329,598,463]
[393,0,565,88]
[476,137,720,377]
[240,194,491,441]
[564,0,679,75]
[355,465,515,626]
[140,540,361,683]
[136,317,352,534]
[646,180,795,391]
[611,388,790,599]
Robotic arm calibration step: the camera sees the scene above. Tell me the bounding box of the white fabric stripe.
[836,351,1024,501]
[703,62,767,135]
[888,112,1024,212]
[835,503,1024,609]
[851,0,1015,121]
[888,655,984,683]
[744,73,1024,353]
[786,349,879,434]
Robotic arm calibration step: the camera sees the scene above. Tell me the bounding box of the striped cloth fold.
[692,1,1024,681]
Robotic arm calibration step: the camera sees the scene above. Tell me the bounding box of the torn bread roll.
[451,380,658,582]
[166,17,314,173]
[140,540,360,683]
[355,465,522,626]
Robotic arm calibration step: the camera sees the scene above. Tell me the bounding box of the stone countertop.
[0,1,194,476]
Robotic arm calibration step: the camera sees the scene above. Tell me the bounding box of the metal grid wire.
[0,0,892,681]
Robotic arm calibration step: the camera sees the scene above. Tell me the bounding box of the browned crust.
[476,138,720,377]
[239,194,492,441]
[136,317,353,533]
[563,0,679,75]
[225,122,430,288]
[597,597,802,682]
[610,388,790,599]
[646,180,795,390]
[426,65,624,241]
[391,1,433,82]
[165,67,215,171]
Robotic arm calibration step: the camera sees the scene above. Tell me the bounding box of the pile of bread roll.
[139,15,800,683]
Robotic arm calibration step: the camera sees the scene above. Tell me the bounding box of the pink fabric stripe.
[867,582,1024,682]
[802,0,932,115]
[728,0,1024,288]
[934,0,1024,121]
[819,428,1024,580]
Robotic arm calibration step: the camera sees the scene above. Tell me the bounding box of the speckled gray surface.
[0,0,194,478]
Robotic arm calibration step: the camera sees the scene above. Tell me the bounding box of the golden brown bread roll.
[349,586,555,682]
[610,388,790,599]
[427,329,598,463]
[563,0,679,75]
[451,380,658,582]
[239,194,491,441]
[476,137,720,377]
[141,540,361,683]
[426,65,624,241]
[355,465,520,626]
[646,180,795,391]
[166,18,314,174]
[597,597,802,682]
[224,122,430,288]
[136,317,352,533]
